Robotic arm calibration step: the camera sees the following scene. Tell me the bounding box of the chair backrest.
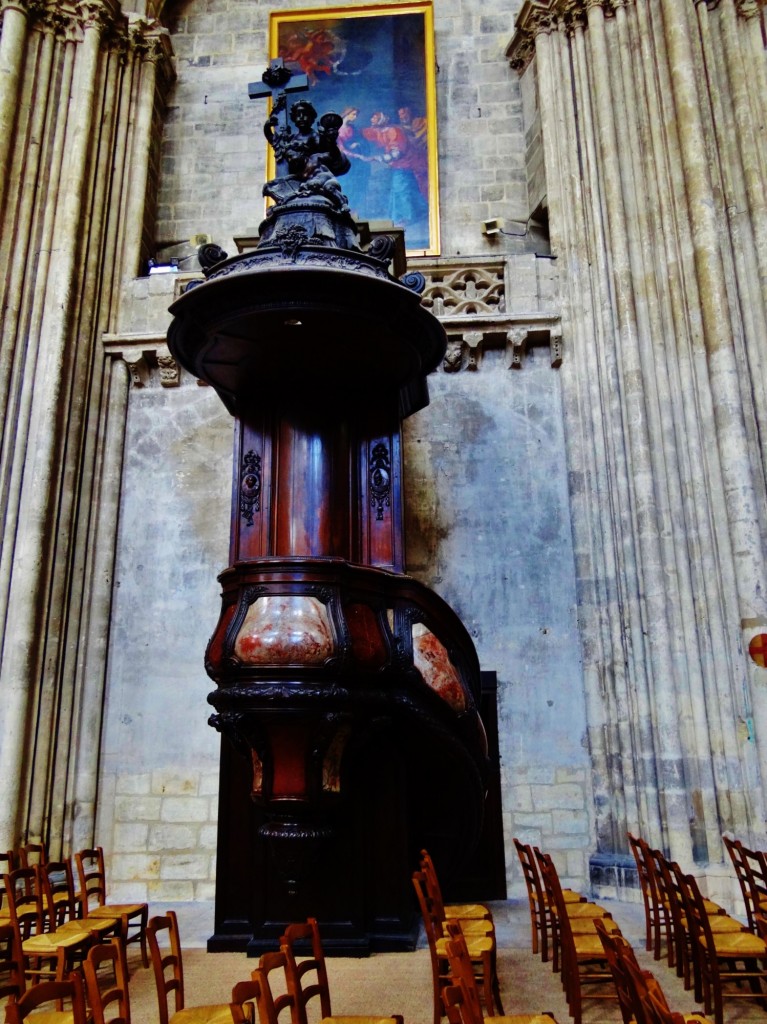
[444,923,484,1024]
[723,835,750,918]
[627,833,660,914]
[3,867,44,941]
[514,839,546,908]
[723,836,767,933]
[17,844,47,871]
[280,917,332,1024]
[608,937,677,1024]
[41,859,79,929]
[75,847,108,912]
[147,911,185,1024]
[442,983,471,1024]
[654,854,686,938]
[412,869,444,952]
[0,852,14,904]
[420,850,449,922]
[537,851,576,961]
[594,917,644,1024]
[0,921,25,1002]
[5,973,87,1024]
[676,872,713,953]
[231,979,263,1024]
[83,937,131,1024]
[256,950,298,1024]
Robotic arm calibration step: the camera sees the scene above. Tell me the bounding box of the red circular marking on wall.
[749,633,767,668]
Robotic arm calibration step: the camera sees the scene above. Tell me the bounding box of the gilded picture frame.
[268,1,439,256]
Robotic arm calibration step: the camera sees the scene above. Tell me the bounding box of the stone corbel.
[443,337,463,373]
[121,347,150,387]
[509,328,529,369]
[550,325,563,368]
[157,346,180,388]
[464,331,483,371]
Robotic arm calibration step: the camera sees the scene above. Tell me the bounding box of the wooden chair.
[229,978,264,1024]
[441,980,557,1024]
[627,833,671,961]
[280,917,404,1024]
[41,858,123,947]
[723,835,767,933]
[680,869,767,1024]
[17,844,47,871]
[420,850,493,924]
[412,870,503,1024]
[538,853,618,1024]
[3,867,94,983]
[533,847,618,975]
[596,920,711,1024]
[254,950,296,1024]
[82,937,131,1024]
[4,973,88,1024]
[416,858,495,943]
[75,847,148,968]
[658,854,743,994]
[0,853,14,927]
[0,922,25,1004]
[444,922,555,1024]
[147,910,235,1024]
[514,839,585,964]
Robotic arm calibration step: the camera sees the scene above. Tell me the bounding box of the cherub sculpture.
[264,99,351,211]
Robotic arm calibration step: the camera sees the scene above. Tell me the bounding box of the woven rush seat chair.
[680,870,767,1024]
[655,852,744,994]
[538,853,619,1024]
[412,870,503,1024]
[441,982,558,1024]
[75,848,148,968]
[594,918,712,1024]
[513,839,585,963]
[723,835,767,933]
[41,859,123,948]
[414,862,495,941]
[533,848,619,975]
[4,973,88,1024]
[0,853,14,928]
[628,834,673,963]
[0,921,25,1005]
[3,867,95,984]
[420,850,493,926]
[445,921,558,1024]
[280,917,404,1024]
[147,910,235,1024]
[82,936,131,1024]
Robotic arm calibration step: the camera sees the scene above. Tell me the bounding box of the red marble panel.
[234,595,334,664]
[412,624,466,712]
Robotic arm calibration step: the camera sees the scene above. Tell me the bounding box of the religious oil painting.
[269,1,439,256]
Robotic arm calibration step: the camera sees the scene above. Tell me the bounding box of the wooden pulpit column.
[168,69,490,954]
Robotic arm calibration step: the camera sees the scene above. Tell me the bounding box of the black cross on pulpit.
[248,58,309,131]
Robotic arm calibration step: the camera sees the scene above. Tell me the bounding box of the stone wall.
[89,0,593,901]
[100,243,592,899]
[156,0,533,259]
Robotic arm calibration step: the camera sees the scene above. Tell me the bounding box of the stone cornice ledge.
[103,332,181,388]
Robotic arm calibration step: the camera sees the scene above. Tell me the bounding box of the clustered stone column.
[508,0,767,872]
[0,0,174,854]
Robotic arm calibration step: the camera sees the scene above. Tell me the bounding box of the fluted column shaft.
[0,1,29,216]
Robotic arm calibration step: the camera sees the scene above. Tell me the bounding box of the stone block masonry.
[105,770,217,903]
